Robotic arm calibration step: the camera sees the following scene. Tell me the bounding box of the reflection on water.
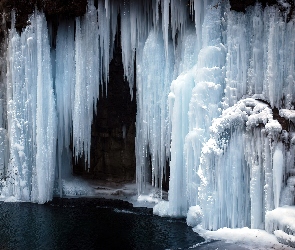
[0,199,204,250]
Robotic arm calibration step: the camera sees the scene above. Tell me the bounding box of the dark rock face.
[0,0,87,32]
[0,0,287,32]
[89,53,136,182]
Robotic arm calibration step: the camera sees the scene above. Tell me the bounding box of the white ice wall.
[5,12,57,203]
[1,1,295,238]
[153,1,295,234]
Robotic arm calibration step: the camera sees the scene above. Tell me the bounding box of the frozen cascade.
[224,4,295,109]
[156,3,295,246]
[1,1,295,246]
[5,12,57,203]
[154,2,227,216]
[135,29,174,194]
[2,1,113,201]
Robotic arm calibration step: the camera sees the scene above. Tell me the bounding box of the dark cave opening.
[71,18,170,191]
[72,26,137,183]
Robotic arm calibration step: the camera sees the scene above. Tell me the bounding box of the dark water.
[0,198,205,250]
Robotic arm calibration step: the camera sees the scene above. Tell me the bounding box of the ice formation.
[4,12,57,203]
[0,0,295,246]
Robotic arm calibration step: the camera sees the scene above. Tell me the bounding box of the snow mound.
[266,206,295,247]
[195,226,293,250]
[274,230,295,248]
[153,201,170,217]
[3,196,21,203]
[186,206,203,227]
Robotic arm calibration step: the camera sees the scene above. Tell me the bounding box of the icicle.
[263,7,285,108]
[161,0,170,58]
[120,0,135,96]
[98,1,115,87]
[34,12,57,203]
[73,0,100,169]
[273,142,284,209]
[55,20,75,196]
[136,28,174,194]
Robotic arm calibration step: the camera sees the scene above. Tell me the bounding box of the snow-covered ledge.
[266,206,295,247]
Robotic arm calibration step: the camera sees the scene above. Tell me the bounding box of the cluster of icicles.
[0,0,295,234]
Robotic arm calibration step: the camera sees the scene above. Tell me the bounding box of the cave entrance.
[70,14,170,195]
[72,30,136,184]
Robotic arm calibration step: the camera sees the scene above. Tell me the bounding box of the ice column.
[166,1,226,217]
[5,12,57,203]
[136,29,174,194]
[34,13,57,203]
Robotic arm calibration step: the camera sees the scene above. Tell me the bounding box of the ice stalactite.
[224,4,295,109]
[55,20,76,195]
[34,13,57,204]
[55,20,75,159]
[120,0,135,94]
[58,0,118,171]
[135,29,174,194]
[73,3,100,168]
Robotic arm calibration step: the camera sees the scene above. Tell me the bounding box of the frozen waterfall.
[0,0,295,244]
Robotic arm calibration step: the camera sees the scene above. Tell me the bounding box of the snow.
[59,177,95,197]
[266,206,295,234]
[186,206,203,227]
[137,194,160,204]
[194,226,294,250]
[280,109,295,122]
[153,201,170,217]
[274,230,295,248]
[3,196,20,203]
